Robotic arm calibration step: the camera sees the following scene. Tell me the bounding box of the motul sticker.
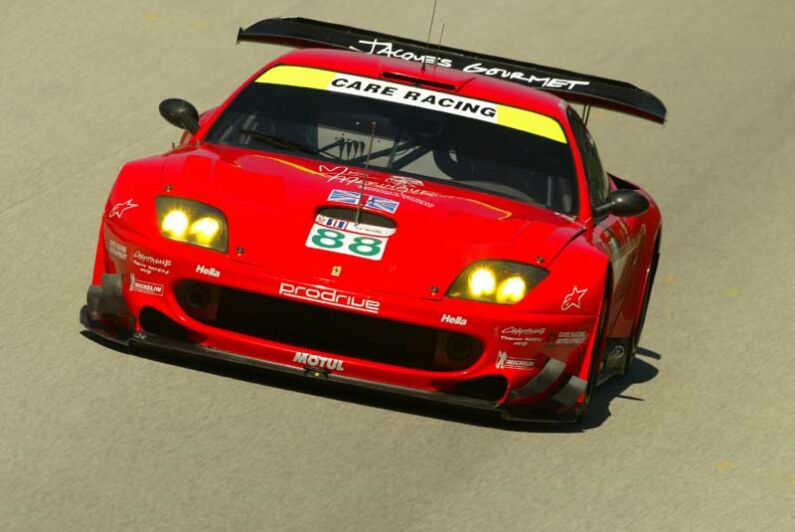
[293,351,345,372]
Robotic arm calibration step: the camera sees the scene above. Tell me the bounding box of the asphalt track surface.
[1,1,794,530]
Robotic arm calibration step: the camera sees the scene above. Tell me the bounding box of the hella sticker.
[441,314,467,326]
[195,264,220,278]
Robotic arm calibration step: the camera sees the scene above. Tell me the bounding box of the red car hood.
[159,144,583,299]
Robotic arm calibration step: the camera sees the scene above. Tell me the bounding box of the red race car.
[81,18,664,423]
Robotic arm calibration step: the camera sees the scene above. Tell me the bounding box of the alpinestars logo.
[195,264,220,278]
[279,282,380,314]
[441,314,467,326]
[561,286,588,311]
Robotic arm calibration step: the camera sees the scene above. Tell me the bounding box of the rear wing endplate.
[237,18,666,124]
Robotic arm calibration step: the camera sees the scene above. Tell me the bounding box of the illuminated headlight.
[156,197,228,252]
[447,261,547,304]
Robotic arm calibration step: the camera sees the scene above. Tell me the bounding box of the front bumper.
[81,310,583,423]
[85,223,598,422]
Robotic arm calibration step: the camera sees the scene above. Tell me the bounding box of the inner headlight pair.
[156,197,228,252]
[447,260,547,304]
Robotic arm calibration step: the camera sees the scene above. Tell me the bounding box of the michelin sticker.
[495,351,536,371]
[129,273,164,296]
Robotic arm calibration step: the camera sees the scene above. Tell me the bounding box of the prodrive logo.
[279,282,380,314]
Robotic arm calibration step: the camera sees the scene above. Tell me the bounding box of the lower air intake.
[178,282,483,371]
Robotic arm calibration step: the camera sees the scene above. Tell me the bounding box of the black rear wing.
[237,18,666,124]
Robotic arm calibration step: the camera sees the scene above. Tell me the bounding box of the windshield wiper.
[239,128,341,160]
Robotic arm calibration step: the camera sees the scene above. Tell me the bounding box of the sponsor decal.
[293,352,345,372]
[561,285,587,311]
[129,273,164,296]
[279,282,380,314]
[350,39,454,67]
[328,189,399,214]
[554,331,588,345]
[462,63,590,90]
[108,199,138,219]
[132,251,172,276]
[306,223,388,261]
[195,264,220,278]
[441,314,467,326]
[385,175,424,188]
[315,214,396,237]
[257,66,567,143]
[497,326,545,346]
[350,38,590,91]
[331,265,342,277]
[107,239,127,261]
[329,74,497,120]
[323,167,436,208]
[495,351,536,371]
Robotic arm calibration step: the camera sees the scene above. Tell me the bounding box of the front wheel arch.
[574,270,612,422]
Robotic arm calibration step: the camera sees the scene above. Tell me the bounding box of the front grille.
[177,282,483,371]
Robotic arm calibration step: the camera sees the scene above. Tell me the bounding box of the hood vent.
[317,207,396,228]
[380,71,458,91]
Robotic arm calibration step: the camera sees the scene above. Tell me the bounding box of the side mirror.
[593,189,649,218]
[159,98,200,134]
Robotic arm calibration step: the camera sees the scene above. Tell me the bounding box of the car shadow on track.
[81,331,659,433]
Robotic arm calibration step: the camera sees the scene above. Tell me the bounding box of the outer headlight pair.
[156,197,228,252]
[447,260,547,304]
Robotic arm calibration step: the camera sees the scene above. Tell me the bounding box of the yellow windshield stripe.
[256,65,336,90]
[255,65,566,144]
[495,105,567,143]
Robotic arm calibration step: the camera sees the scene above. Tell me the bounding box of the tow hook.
[304,367,331,379]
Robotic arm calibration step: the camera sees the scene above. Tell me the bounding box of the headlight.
[447,261,547,304]
[156,197,228,252]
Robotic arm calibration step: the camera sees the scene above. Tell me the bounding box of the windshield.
[206,66,578,214]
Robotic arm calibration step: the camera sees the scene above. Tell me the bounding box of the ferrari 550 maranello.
[81,18,665,422]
